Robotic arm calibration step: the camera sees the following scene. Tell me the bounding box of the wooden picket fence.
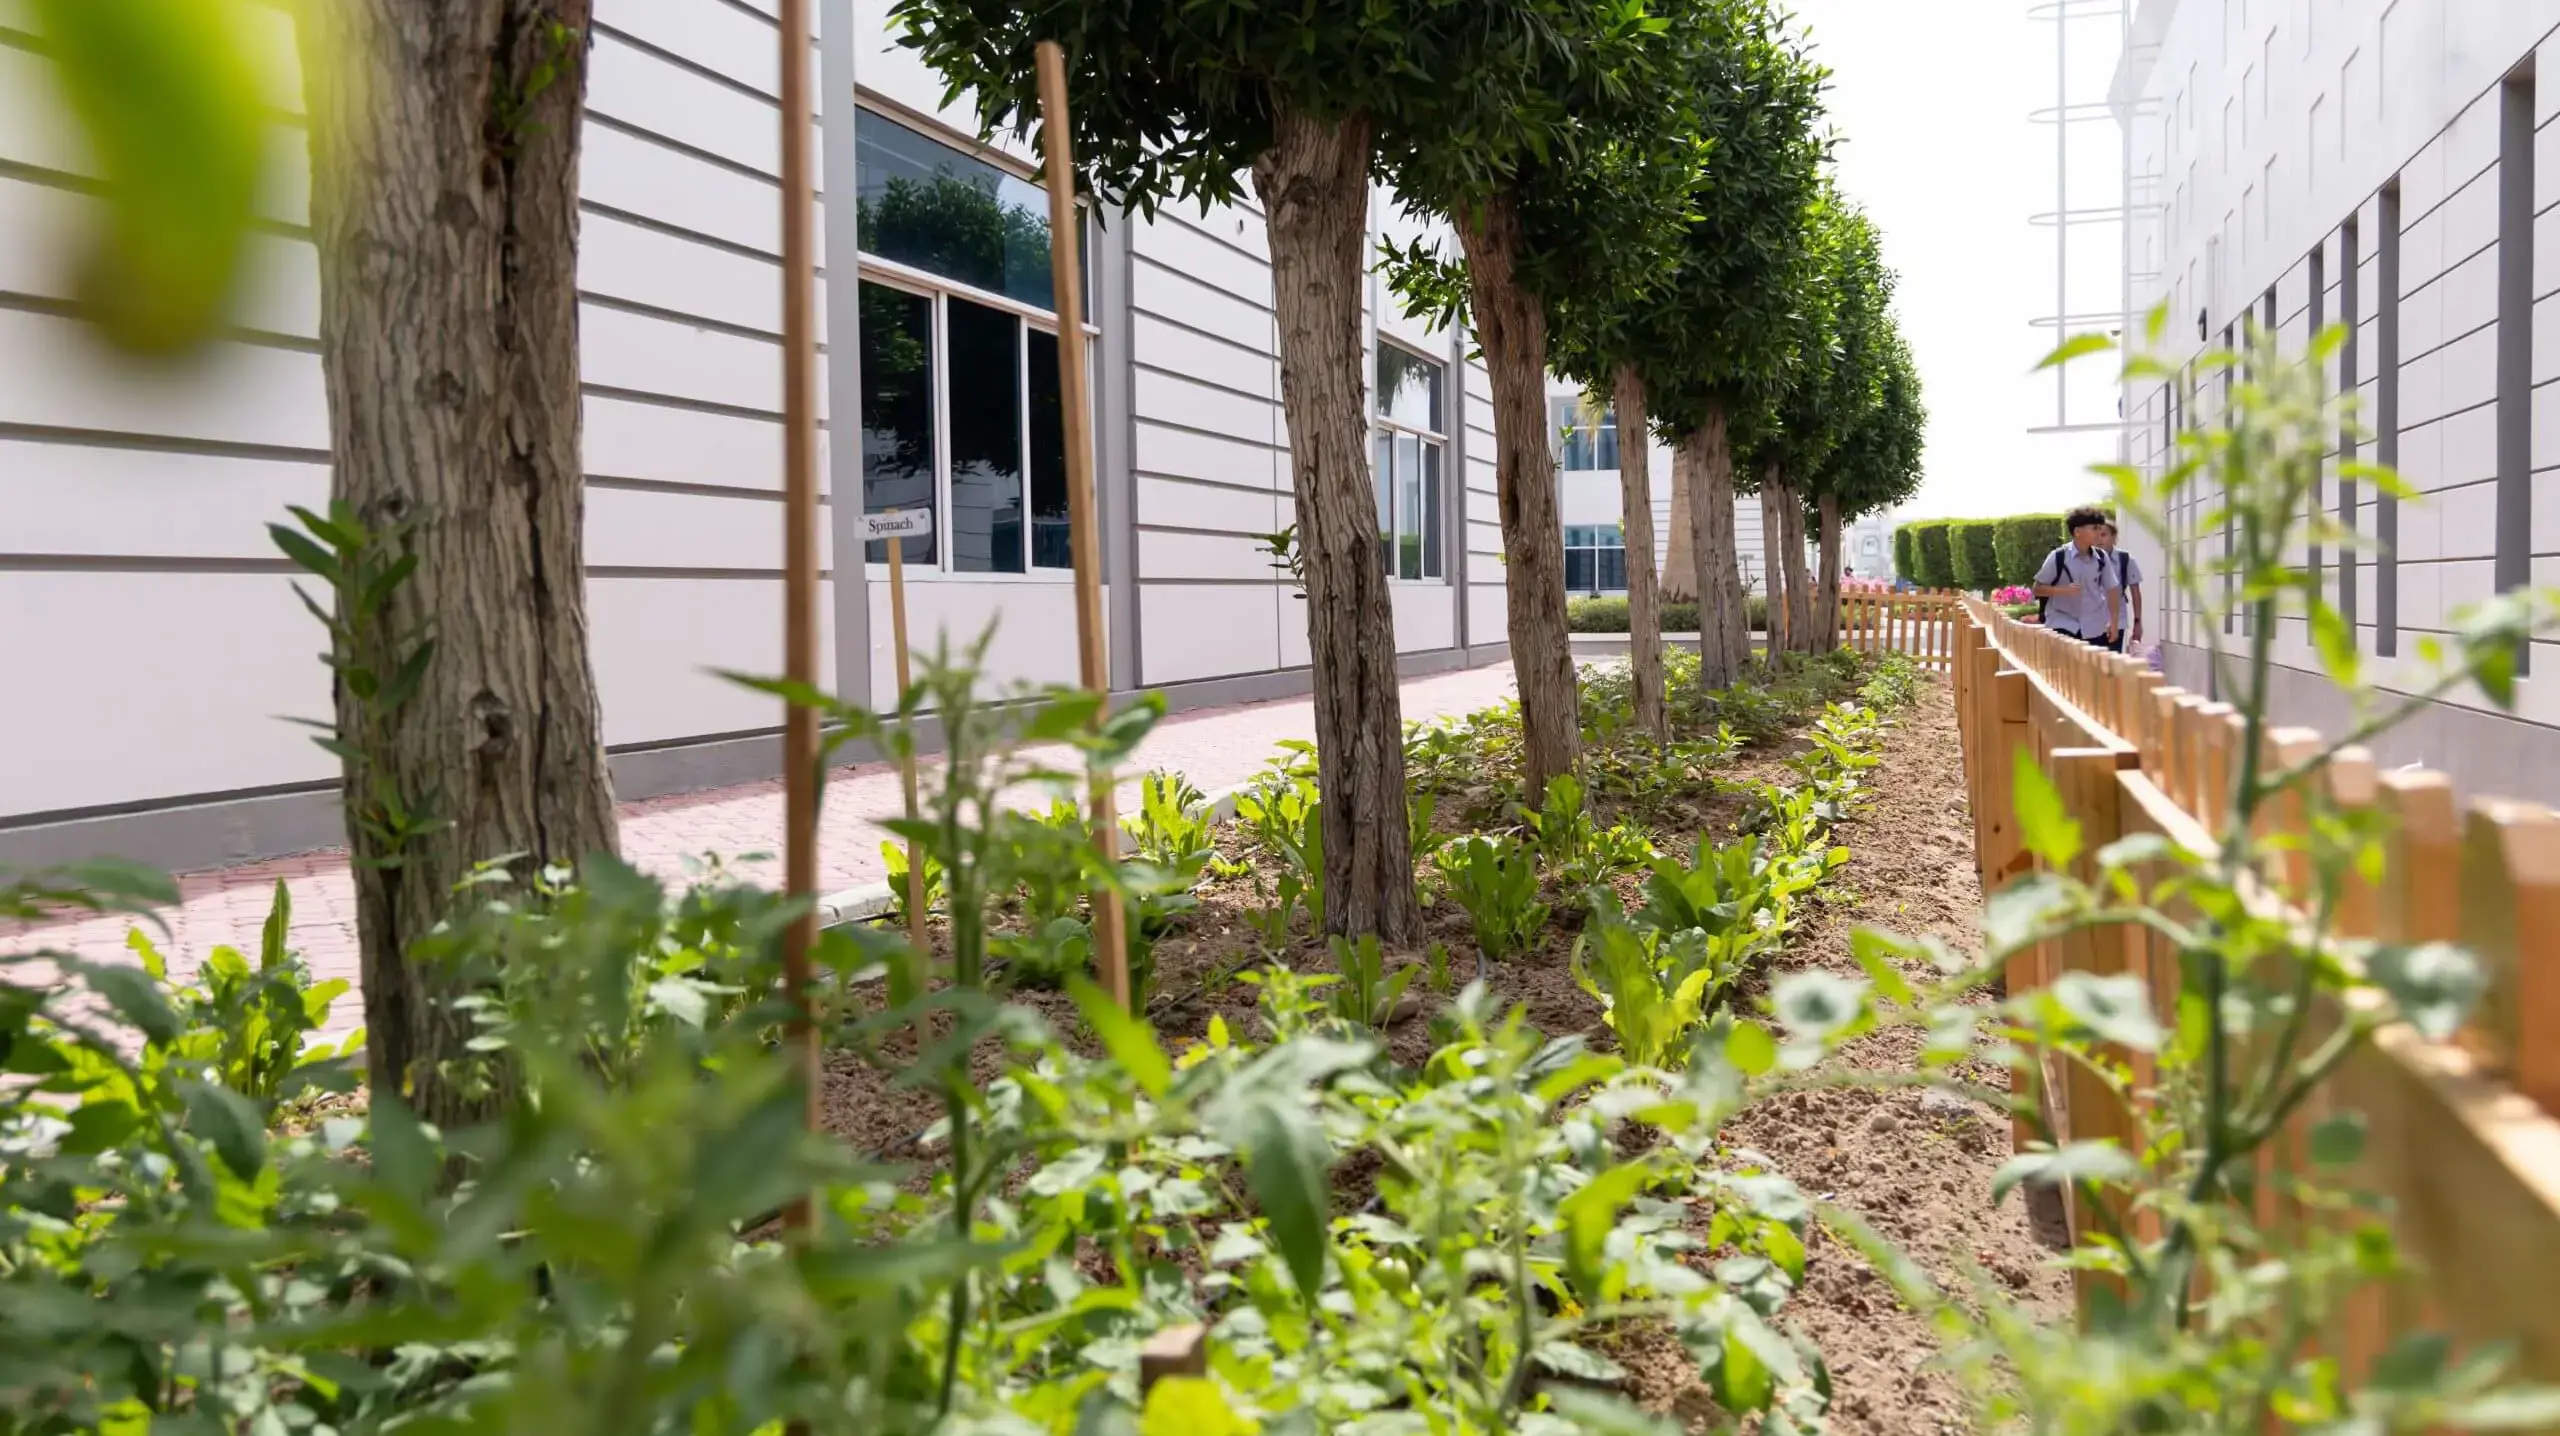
[1951,599,2560,1390]
[1841,587,1960,672]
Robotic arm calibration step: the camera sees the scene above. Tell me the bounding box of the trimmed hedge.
[1992,513,2068,587]
[1951,521,2000,592]
[1892,525,1917,584]
[1567,594,1770,633]
[1911,522,1956,590]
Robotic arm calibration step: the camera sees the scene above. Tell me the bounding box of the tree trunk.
[1817,492,1844,650]
[1663,439,1697,604]
[301,0,618,1128]
[1614,363,1666,740]
[1756,474,1788,659]
[1457,192,1578,801]
[1251,107,1418,944]
[1778,477,1815,653]
[1681,398,1751,690]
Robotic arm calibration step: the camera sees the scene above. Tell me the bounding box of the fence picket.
[1950,598,2560,1389]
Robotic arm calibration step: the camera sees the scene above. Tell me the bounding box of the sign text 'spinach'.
[857,508,934,541]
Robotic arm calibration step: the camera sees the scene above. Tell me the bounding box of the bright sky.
[1791,0,2123,522]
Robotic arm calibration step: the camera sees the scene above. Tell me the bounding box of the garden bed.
[814,654,2069,1430]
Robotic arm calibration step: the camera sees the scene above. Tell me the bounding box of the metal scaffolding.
[2030,0,2161,454]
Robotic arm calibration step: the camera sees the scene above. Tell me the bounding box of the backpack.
[2032,545,2071,626]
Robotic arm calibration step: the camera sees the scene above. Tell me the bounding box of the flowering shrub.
[1990,584,2033,606]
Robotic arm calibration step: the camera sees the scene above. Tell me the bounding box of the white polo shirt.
[2042,543,2120,638]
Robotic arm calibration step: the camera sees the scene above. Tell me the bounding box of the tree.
[298,2,620,1124]
[1630,1,1830,691]
[1369,2,1675,797]
[1766,196,1897,650]
[890,0,1580,941]
[1817,326,1927,639]
[1386,29,1714,747]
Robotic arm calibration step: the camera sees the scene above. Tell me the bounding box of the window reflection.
[860,282,935,565]
[857,111,1072,310]
[946,297,1024,574]
[1028,328,1072,569]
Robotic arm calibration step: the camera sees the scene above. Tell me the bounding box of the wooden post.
[1139,1324,1210,1392]
[1035,43,1131,1009]
[2458,800,2560,1109]
[887,533,928,954]
[775,0,823,1229]
[2054,748,2136,1316]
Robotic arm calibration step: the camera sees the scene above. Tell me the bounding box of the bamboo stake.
[775,0,822,1229]
[1035,42,1131,1009]
[888,538,928,954]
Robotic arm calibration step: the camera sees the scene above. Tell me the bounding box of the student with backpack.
[2099,520,2143,654]
[2029,506,2122,648]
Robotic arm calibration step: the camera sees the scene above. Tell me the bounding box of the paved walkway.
[6,664,1521,1008]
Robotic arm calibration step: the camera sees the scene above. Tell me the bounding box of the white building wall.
[2122,0,2560,789]
[0,0,1511,860]
[1546,379,1775,600]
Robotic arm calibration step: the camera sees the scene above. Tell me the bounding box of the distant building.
[1547,382,1775,598]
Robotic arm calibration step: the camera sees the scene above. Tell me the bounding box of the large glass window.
[1564,525,1627,595]
[1550,397,1620,471]
[854,109,1087,576]
[1372,343,1446,581]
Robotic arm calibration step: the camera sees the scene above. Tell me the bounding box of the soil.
[812,679,2074,1431]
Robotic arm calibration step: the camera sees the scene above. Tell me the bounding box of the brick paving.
[4,663,1521,1024]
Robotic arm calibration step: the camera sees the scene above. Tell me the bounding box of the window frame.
[1550,396,1620,473]
[853,103,1098,585]
[1371,338,1450,584]
[1562,524,1628,596]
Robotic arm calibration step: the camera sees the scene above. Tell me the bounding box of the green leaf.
[2438,1388,2560,1430]
[2035,332,2116,371]
[1770,971,1868,1045]
[2310,599,2362,688]
[367,1095,437,1204]
[2308,1112,2367,1168]
[2012,747,2081,868]
[1217,1093,1330,1305]
[1992,1141,2136,1206]
[36,0,272,355]
[84,963,181,1045]
[2049,970,2163,1050]
[1070,978,1171,1097]
[1560,1161,1653,1297]
[179,1079,266,1180]
[1983,873,2076,952]
[1724,1019,1779,1076]
[1138,1377,1253,1436]
[2367,942,2486,1043]
[1539,1390,1681,1435]
[1532,1340,1629,1384]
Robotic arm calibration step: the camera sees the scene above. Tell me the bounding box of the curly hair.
[2065,505,2111,533]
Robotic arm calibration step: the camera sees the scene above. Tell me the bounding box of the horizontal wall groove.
[591,21,789,109]
[582,380,812,425]
[1129,307,1279,363]
[0,289,318,353]
[586,112,786,192]
[581,290,810,347]
[581,198,792,267]
[0,422,328,465]
[1131,252,1274,314]
[1133,469,1285,499]
[1132,360,1278,408]
[589,474,814,502]
[1133,414,1282,454]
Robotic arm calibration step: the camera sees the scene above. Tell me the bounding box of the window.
[854,110,1087,574]
[1373,343,1446,581]
[1564,526,1628,595]
[2341,215,2361,635]
[2500,66,2536,668]
[2378,182,2403,655]
[1549,397,1621,471]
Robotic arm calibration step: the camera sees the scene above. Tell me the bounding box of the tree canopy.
[1825,324,1928,523]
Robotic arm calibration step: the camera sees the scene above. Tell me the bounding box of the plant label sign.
[858,508,934,541]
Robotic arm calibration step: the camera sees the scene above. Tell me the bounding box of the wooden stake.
[1034,42,1130,1009]
[888,535,928,955]
[775,0,822,1229]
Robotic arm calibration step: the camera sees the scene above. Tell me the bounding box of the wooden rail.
[1842,587,1960,672]
[1952,600,2560,1392]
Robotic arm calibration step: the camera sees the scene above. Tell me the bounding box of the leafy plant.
[1322,934,1417,1030]
[1515,771,1598,870]
[1235,768,1323,931]
[881,836,946,930]
[1122,769,1216,878]
[130,878,363,1107]
[1437,834,1550,966]
[1570,901,1720,1067]
[1558,820,1657,897]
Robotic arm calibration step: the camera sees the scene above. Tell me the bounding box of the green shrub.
[1564,595,1764,633]
[1892,524,1917,582]
[1566,595,1630,631]
[1912,522,1956,589]
[1992,513,2067,587]
[1950,521,2000,592]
